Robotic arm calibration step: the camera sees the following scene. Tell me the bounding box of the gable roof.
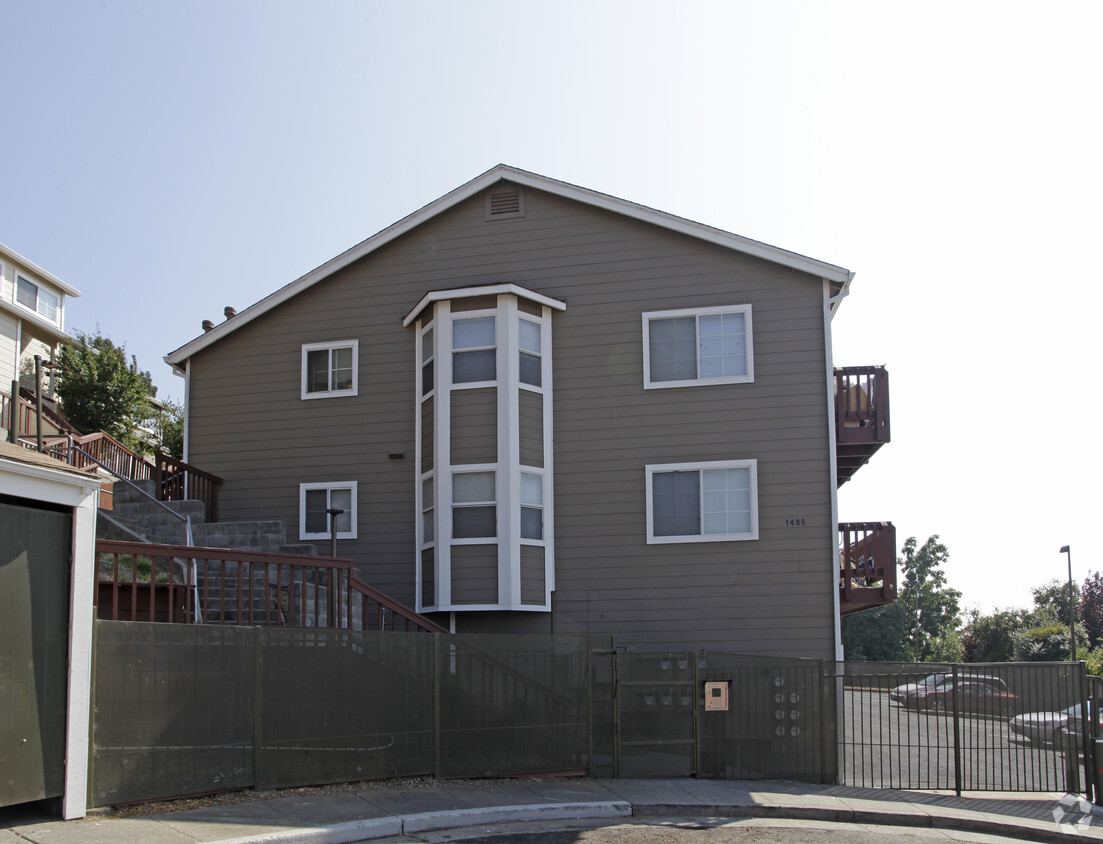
[0,241,82,297]
[165,164,851,372]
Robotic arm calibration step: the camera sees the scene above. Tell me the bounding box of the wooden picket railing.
[95,540,446,633]
[839,521,897,614]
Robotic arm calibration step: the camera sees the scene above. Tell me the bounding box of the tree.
[1029,577,1081,628]
[898,536,962,663]
[841,602,909,662]
[57,329,157,451]
[1080,571,1103,649]
[1012,622,1088,662]
[961,607,1028,663]
[150,398,184,459]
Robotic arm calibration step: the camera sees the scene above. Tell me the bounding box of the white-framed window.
[520,470,543,540]
[642,305,753,389]
[299,482,357,540]
[452,469,496,539]
[519,317,541,388]
[420,324,435,397]
[301,340,358,399]
[645,459,758,544]
[452,315,496,385]
[15,275,59,322]
[421,474,434,544]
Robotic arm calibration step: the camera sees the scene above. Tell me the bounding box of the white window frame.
[451,465,497,543]
[450,313,497,389]
[520,469,545,543]
[299,481,357,540]
[642,304,753,389]
[645,459,758,544]
[301,340,358,400]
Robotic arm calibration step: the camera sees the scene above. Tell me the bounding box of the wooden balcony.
[835,365,890,486]
[839,521,896,615]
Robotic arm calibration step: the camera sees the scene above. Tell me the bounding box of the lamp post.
[1061,545,1076,661]
[910,570,921,663]
[326,508,345,559]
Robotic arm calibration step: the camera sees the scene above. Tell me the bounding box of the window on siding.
[300,482,357,540]
[301,340,358,399]
[520,471,543,540]
[646,460,758,543]
[452,470,496,539]
[452,316,495,384]
[421,475,434,544]
[16,275,59,322]
[421,326,434,396]
[643,305,753,389]
[519,318,541,387]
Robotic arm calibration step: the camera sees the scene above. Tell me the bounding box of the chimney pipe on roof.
[202,319,215,332]
[224,306,237,319]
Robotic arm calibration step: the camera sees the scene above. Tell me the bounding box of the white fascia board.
[402,283,567,327]
[0,456,102,500]
[0,299,78,344]
[0,241,81,297]
[166,164,849,368]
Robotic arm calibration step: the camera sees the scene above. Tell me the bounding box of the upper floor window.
[643,305,753,389]
[452,316,496,384]
[300,481,357,540]
[421,326,434,396]
[519,318,541,387]
[16,275,59,322]
[521,471,543,540]
[301,340,358,399]
[645,459,758,544]
[452,469,496,539]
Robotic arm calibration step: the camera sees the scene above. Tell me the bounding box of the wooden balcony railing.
[835,365,890,486]
[2,387,65,440]
[153,452,222,522]
[95,540,445,633]
[839,521,897,614]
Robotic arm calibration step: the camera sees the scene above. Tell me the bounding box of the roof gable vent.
[485,187,525,221]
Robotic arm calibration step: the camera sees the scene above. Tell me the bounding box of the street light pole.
[1061,545,1075,661]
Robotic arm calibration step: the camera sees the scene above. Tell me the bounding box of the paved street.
[842,689,1083,792]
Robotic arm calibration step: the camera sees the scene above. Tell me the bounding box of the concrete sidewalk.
[4,778,1103,844]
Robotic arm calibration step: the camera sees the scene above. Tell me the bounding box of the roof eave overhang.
[165,164,850,367]
[0,300,78,344]
[0,242,81,297]
[402,283,567,327]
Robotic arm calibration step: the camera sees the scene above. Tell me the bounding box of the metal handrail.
[47,442,202,622]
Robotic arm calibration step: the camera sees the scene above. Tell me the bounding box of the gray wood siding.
[450,545,497,604]
[518,390,544,468]
[185,181,836,657]
[449,388,496,465]
[520,545,545,605]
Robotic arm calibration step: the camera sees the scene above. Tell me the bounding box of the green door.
[0,496,72,807]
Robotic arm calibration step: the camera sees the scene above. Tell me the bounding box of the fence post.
[253,626,263,791]
[433,633,442,779]
[612,650,621,778]
[951,664,962,796]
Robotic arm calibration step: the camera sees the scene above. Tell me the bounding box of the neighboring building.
[0,242,81,401]
[166,165,892,660]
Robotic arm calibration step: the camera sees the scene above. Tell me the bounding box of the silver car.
[889,673,948,705]
[1011,702,1096,745]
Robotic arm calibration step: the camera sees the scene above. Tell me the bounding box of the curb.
[213,800,633,844]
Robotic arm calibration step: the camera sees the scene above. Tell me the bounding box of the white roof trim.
[0,241,81,297]
[402,283,567,327]
[0,299,78,344]
[166,164,850,369]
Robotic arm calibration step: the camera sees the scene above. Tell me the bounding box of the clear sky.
[2,0,1099,615]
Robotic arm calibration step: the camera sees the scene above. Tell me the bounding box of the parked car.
[889,673,948,704]
[1013,702,1101,746]
[905,680,1017,717]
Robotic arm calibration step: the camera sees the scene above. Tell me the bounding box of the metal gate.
[839,661,1097,795]
[609,650,833,782]
[0,496,72,807]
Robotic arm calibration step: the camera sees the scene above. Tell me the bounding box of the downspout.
[824,272,854,663]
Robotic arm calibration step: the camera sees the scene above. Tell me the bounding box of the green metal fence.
[90,621,607,806]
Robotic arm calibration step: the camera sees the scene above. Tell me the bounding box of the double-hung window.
[452,470,496,539]
[452,316,495,384]
[646,460,758,543]
[300,482,357,540]
[16,275,59,322]
[301,340,358,399]
[643,305,752,388]
[520,471,543,540]
[519,318,541,387]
